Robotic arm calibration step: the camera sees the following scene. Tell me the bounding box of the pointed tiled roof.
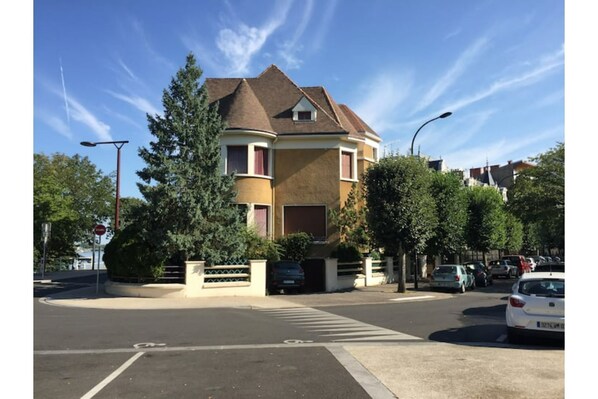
[220,79,274,133]
[205,65,379,140]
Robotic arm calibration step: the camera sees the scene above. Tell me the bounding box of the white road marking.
[390,295,435,301]
[496,334,508,343]
[261,308,421,342]
[80,351,144,399]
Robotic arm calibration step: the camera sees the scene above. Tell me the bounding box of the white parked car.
[506,272,564,343]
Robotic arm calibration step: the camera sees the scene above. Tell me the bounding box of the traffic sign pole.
[93,225,106,294]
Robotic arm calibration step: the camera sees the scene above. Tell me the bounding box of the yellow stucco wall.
[235,177,273,204]
[274,148,341,254]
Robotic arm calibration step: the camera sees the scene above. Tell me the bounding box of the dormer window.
[297,111,312,120]
[292,96,317,122]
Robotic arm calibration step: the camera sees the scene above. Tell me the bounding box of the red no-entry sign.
[94,224,107,236]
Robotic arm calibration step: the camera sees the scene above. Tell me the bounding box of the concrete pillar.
[325,258,338,292]
[385,257,394,283]
[249,259,267,296]
[364,257,373,286]
[184,260,205,297]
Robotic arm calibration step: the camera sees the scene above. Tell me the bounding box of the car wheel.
[460,283,466,294]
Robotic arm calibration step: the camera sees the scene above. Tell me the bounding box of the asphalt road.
[33,276,564,398]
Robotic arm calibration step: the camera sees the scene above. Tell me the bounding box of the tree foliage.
[427,171,468,258]
[34,153,113,264]
[504,212,524,253]
[276,232,312,262]
[136,53,246,265]
[329,182,370,251]
[465,186,506,257]
[507,142,564,250]
[364,156,438,256]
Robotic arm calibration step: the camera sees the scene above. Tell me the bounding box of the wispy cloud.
[277,0,315,69]
[38,77,112,141]
[354,70,414,133]
[66,95,112,141]
[59,58,70,124]
[413,37,489,114]
[105,90,160,116]
[215,1,293,75]
[38,111,72,139]
[117,58,139,82]
[311,0,339,51]
[441,125,562,170]
[442,46,564,113]
[131,18,176,71]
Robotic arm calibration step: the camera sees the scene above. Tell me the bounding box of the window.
[254,205,269,237]
[372,147,378,161]
[341,151,353,179]
[297,111,312,121]
[254,147,269,176]
[227,145,248,174]
[284,206,326,242]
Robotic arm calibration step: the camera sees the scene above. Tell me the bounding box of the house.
[205,65,381,257]
[469,160,534,188]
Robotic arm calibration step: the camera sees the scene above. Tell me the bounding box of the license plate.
[537,321,564,330]
[283,280,294,284]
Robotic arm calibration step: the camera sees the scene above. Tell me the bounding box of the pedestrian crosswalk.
[260,307,421,342]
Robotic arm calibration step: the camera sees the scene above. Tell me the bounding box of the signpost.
[41,223,51,279]
[94,224,106,293]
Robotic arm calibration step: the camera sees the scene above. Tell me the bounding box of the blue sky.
[32,0,566,199]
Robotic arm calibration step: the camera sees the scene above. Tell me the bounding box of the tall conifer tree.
[137,53,245,265]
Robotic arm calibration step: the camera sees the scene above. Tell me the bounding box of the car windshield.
[274,262,302,272]
[434,266,455,274]
[519,279,564,298]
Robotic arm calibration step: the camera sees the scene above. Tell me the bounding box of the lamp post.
[410,112,452,156]
[408,112,451,290]
[80,140,129,231]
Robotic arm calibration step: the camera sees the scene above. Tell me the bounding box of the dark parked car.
[463,261,493,287]
[267,261,305,294]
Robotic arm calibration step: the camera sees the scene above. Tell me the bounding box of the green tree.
[428,171,468,261]
[507,143,564,252]
[465,186,507,264]
[34,153,113,266]
[276,232,312,262]
[118,197,146,230]
[504,212,524,254]
[136,53,246,265]
[364,156,438,291]
[329,182,370,251]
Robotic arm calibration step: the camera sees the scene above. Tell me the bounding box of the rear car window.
[273,262,302,271]
[435,266,456,274]
[519,279,565,297]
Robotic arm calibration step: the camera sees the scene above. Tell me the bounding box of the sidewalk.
[37,277,446,310]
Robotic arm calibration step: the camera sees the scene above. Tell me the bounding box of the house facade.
[205,65,381,257]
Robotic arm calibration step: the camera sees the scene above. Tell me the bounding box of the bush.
[276,233,312,262]
[103,224,166,282]
[243,228,281,262]
[331,242,362,262]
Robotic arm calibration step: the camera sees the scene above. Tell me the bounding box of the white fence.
[105,257,399,298]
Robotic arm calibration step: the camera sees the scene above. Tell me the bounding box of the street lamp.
[80,140,129,231]
[407,112,451,291]
[410,112,452,156]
